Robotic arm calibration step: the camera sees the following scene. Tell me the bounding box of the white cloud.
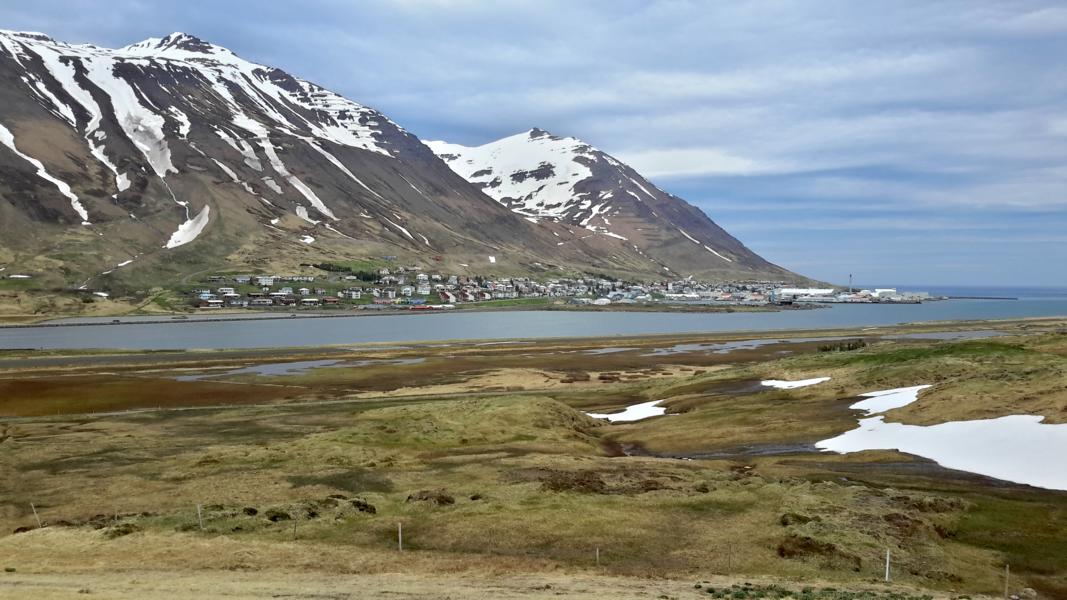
[616,147,779,178]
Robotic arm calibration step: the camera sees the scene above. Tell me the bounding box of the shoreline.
[0,302,820,329]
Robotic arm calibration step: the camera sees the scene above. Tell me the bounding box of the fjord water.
[3,289,1066,350]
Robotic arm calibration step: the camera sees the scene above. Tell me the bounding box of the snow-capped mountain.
[0,30,802,288]
[428,129,790,278]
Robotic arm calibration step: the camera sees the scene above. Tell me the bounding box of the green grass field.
[1,320,1065,597]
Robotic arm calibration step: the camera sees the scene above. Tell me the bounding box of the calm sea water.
[2,287,1065,350]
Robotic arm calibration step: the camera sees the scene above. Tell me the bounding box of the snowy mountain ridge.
[429,128,776,270]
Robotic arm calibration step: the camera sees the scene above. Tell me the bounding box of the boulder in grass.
[406,490,455,506]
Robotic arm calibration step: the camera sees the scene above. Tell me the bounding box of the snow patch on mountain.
[261,176,283,194]
[384,217,414,240]
[212,159,258,196]
[704,246,733,262]
[0,122,89,223]
[164,204,210,248]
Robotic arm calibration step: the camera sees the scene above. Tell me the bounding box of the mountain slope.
[427,129,795,280]
[0,30,805,290]
[0,30,579,288]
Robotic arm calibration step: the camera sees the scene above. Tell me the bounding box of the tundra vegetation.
[1,319,1065,599]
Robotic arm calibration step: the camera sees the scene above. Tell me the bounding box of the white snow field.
[164,205,210,248]
[817,385,1067,491]
[849,385,932,415]
[760,376,831,389]
[586,400,667,423]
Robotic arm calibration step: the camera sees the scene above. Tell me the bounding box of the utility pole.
[885,549,891,582]
[398,522,403,552]
[849,273,853,294]
[30,503,41,528]
[196,504,204,530]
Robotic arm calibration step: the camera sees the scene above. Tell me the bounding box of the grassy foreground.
[1,319,1065,598]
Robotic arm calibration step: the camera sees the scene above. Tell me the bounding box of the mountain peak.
[156,32,212,51]
[528,127,554,139]
[120,31,235,61]
[0,30,57,43]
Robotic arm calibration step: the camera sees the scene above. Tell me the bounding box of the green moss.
[954,496,1067,575]
[831,341,1034,366]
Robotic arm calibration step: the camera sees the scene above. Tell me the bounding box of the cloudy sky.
[4,0,1065,287]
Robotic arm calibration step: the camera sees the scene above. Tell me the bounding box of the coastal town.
[178,266,939,311]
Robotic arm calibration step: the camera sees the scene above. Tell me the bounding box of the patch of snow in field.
[849,385,933,415]
[0,123,89,223]
[300,235,314,244]
[93,291,109,298]
[816,383,1067,490]
[586,400,667,423]
[817,413,1067,491]
[761,377,831,389]
[164,205,210,248]
[488,256,496,264]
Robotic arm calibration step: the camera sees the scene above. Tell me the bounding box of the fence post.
[1004,563,1010,599]
[596,546,600,566]
[196,504,204,530]
[398,522,403,552]
[885,548,891,582]
[30,503,41,528]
